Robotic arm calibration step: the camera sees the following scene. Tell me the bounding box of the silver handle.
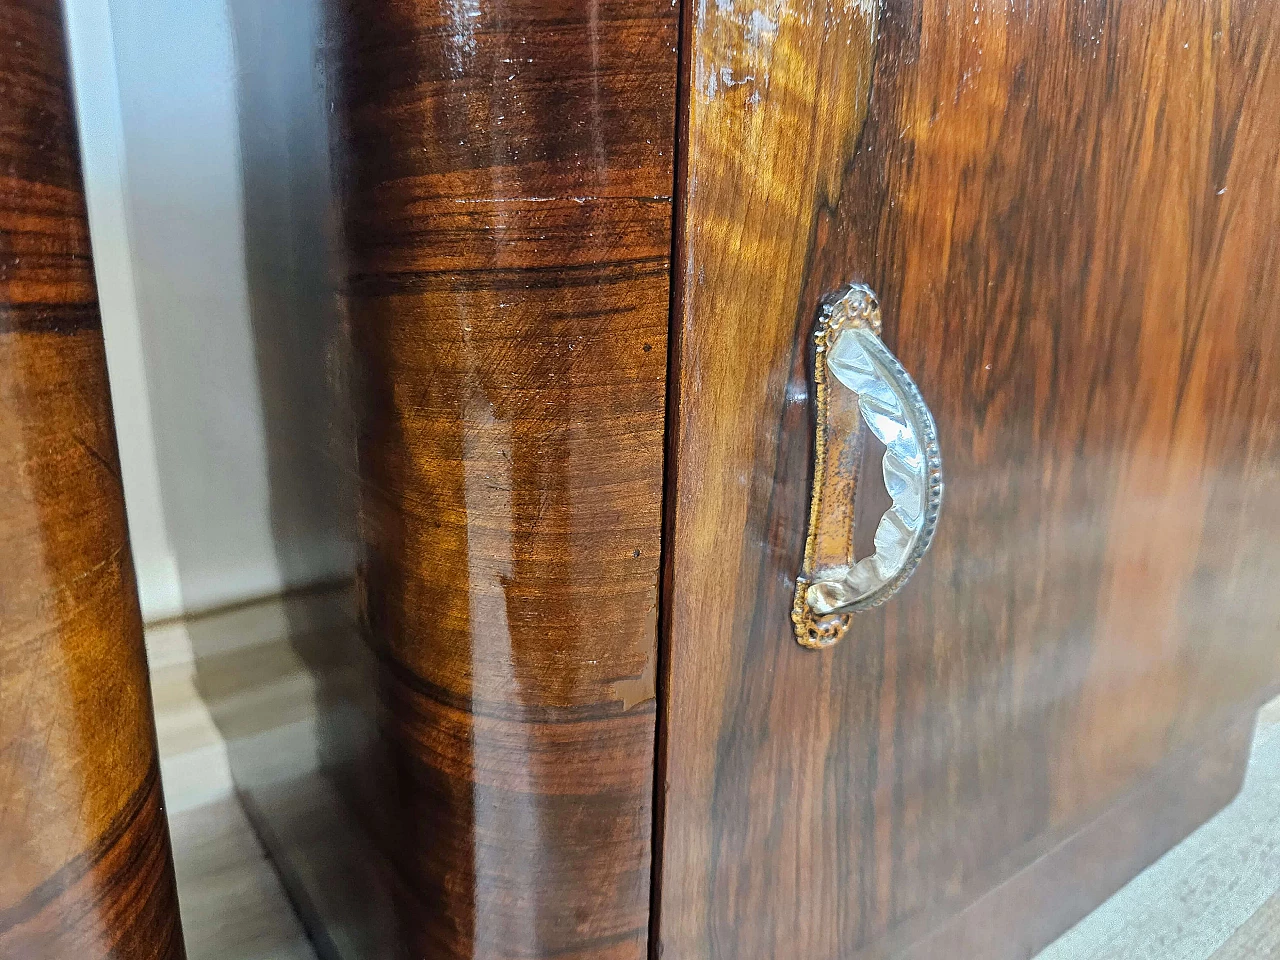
[792,284,944,649]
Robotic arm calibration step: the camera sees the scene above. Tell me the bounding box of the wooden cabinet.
[5,0,1276,958]
[0,1,186,956]
[317,1,1280,956]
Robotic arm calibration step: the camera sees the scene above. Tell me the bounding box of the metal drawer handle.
[792,284,943,649]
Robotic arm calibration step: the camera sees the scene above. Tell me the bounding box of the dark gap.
[648,0,694,951]
[854,429,892,562]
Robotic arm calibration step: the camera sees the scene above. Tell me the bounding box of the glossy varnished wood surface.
[332,0,677,956]
[659,1,1280,957]
[0,1,185,957]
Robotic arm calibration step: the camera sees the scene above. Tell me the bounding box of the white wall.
[64,0,354,622]
[64,0,181,618]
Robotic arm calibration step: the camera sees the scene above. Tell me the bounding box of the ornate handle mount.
[792,284,943,649]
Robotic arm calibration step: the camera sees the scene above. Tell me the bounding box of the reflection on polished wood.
[333,0,677,955]
[0,1,185,957]
[659,0,1280,958]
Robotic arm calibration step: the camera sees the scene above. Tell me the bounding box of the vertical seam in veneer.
[649,0,696,952]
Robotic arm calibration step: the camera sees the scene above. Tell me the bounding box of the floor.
[1036,697,1280,960]
[147,598,1280,960]
[147,610,319,960]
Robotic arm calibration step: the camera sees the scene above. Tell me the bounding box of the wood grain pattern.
[658,0,1280,957]
[331,0,677,956]
[0,1,185,957]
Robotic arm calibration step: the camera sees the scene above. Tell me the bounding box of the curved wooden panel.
[333,0,677,956]
[0,1,185,957]
[659,0,1280,958]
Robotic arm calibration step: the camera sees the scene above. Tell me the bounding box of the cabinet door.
[658,1,1280,957]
